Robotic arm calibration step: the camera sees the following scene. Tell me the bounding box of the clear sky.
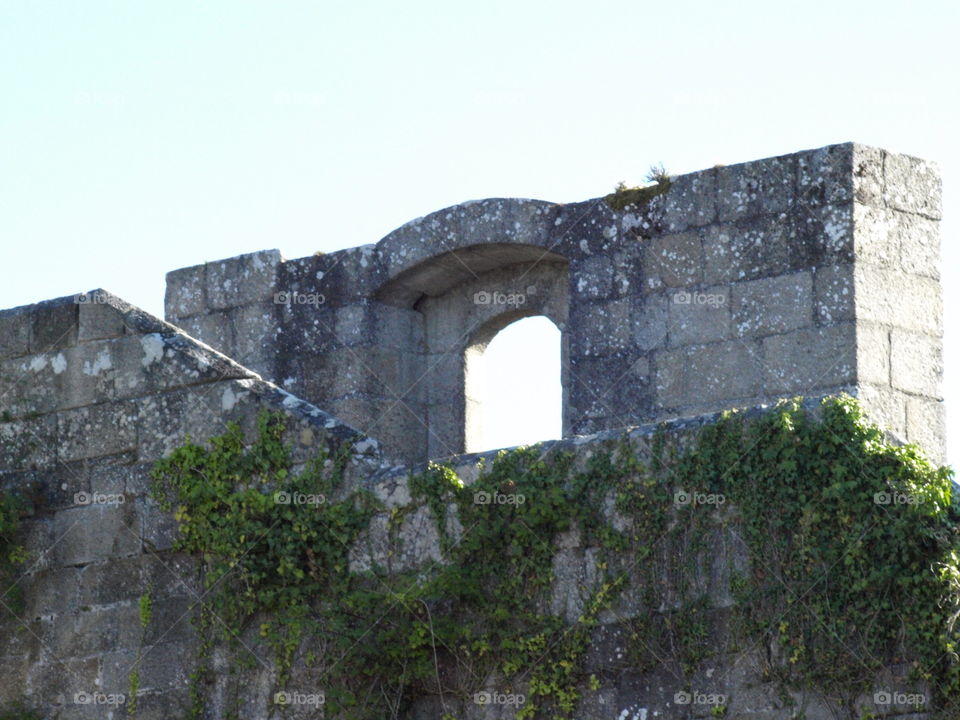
[1,1,956,463]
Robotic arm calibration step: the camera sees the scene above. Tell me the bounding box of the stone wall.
[0,142,947,718]
[0,292,379,718]
[164,143,945,466]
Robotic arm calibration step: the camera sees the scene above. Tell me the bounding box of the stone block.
[852,143,885,207]
[701,218,791,286]
[813,264,854,323]
[856,323,890,387]
[78,302,126,342]
[78,557,146,607]
[141,597,195,646]
[56,400,137,463]
[0,352,68,417]
[716,152,796,221]
[331,394,427,465]
[52,502,140,566]
[610,243,644,298]
[139,553,200,600]
[27,656,100,706]
[643,231,703,288]
[574,255,615,299]
[101,642,194,694]
[229,301,279,377]
[21,567,80,619]
[897,210,940,279]
[905,396,946,465]
[49,602,140,657]
[206,249,283,311]
[662,168,717,232]
[731,271,812,337]
[884,152,941,218]
[176,311,233,356]
[796,143,853,206]
[856,383,907,440]
[571,299,634,356]
[630,294,668,352]
[29,298,78,353]
[792,201,855,265]
[164,263,207,320]
[853,204,900,267]
[0,308,31,359]
[762,323,857,395]
[854,265,941,335]
[890,329,942,398]
[0,414,57,472]
[666,287,730,346]
[17,518,56,573]
[0,657,32,707]
[134,689,192,720]
[289,244,382,305]
[654,340,764,410]
[568,353,652,423]
[53,340,120,410]
[137,496,181,552]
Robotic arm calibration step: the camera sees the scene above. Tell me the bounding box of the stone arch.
[373,236,569,459]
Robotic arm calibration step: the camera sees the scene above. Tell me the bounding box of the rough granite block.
[762,323,857,395]
[716,153,796,221]
[30,298,78,353]
[667,286,731,346]
[884,152,942,218]
[890,328,942,398]
[731,271,813,337]
[78,301,127,342]
[206,249,283,311]
[0,308,31,359]
[165,263,207,319]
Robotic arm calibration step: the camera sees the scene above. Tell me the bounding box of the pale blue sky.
[1,1,956,461]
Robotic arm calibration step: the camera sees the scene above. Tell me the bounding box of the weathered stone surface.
[813,264,854,323]
[797,142,853,206]
[0,143,948,718]
[852,143,885,207]
[716,153,796,221]
[857,382,908,439]
[890,328,942,398]
[731,271,812,337]
[906,396,946,465]
[856,323,890,387]
[165,263,207,319]
[762,324,857,395]
[655,340,765,409]
[56,400,137,463]
[77,301,127,342]
[667,286,731,346]
[643,231,704,288]
[884,152,942,218]
[0,307,31,359]
[205,249,283,311]
[29,297,78,353]
[52,502,140,566]
[854,265,942,336]
[662,167,717,231]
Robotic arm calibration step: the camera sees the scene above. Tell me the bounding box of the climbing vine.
[150,396,960,719]
[0,489,26,616]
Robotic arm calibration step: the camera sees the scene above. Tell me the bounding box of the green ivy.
[0,489,26,616]
[150,397,960,719]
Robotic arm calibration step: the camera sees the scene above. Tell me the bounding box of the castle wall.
[163,143,945,465]
[0,293,379,718]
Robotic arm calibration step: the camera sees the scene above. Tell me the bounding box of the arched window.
[464,315,562,453]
